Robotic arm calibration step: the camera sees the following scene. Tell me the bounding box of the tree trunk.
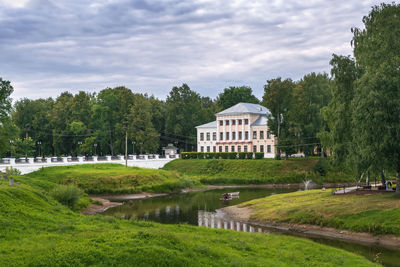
[396,170,400,196]
[381,170,386,186]
[321,147,324,158]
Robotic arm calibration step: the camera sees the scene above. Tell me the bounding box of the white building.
[196,102,276,158]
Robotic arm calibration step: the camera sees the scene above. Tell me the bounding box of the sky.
[0,0,394,101]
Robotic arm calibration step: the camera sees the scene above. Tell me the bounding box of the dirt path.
[220,205,400,250]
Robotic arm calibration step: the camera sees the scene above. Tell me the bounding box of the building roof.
[195,120,217,128]
[216,102,270,116]
[251,114,268,126]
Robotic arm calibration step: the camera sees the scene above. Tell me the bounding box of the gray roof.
[251,115,268,126]
[195,120,217,128]
[216,102,270,116]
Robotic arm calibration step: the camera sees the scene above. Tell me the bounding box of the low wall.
[0,155,178,174]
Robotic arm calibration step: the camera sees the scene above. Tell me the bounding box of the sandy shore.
[220,205,400,250]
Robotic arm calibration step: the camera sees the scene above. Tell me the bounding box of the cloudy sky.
[0,0,393,101]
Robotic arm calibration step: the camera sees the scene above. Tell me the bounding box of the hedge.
[181,152,262,160]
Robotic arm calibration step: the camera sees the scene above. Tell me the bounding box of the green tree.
[14,137,35,158]
[319,55,359,164]
[128,95,160,154]
[290,73,331,157]
[349,3,400,195]
[0,78,13,122]
[262,78,295,157]
[216,86,259,111]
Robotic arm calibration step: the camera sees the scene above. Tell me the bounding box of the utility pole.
[125,126,128,167]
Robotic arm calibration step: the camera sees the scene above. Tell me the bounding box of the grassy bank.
[163,158,355,185]
[18,164,198,194]
[240,190,400,236]
[0,180,378,266]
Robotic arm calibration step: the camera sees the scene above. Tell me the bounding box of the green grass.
[163,158,355,185]
[17,164,199,195]
[240,189,400,236]
[0,180,379,266]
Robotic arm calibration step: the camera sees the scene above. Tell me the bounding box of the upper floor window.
[232,132,236,140]
[212,132,217,141]
[260,131,264,139]
[220,132,223,141]
[232,120,236,125]
[245,131,249,140]
[206,132,210,141]
[200,133,204,141]
[219,120,223,126]
[238,119,242,125]
[245,119,249,125]
[267,131,271,139]
[253,131,257,139]
[225,120,230,126]
[239,132,243,140]
[226,132,230,140]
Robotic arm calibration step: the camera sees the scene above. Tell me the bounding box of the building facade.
[196,103,276,158]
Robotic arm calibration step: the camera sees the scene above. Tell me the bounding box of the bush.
[254,153,264,159]
[5,166,21,176]
[245,152,253,159]
[275,154,281,160]
[313,160,326,176]
[238,152,246,159]
[49,184,83,208]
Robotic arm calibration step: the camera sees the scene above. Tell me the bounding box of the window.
[253,145,257,152]
[253,131,257,139]
[260,131,264,139]
[260,145,264,153]
[238,119,242,125]
[206,132,210,141]
[232,120,236,125]
[239,132,242,140]
[267,145,271,153]
[232,132,236,140]
[225,146,228,152]
[245,131,249,140]
[244,145,248,152]
[238,146,241,152]
[219,120,223,126]
[213,146,216,152]
[225,120,230,126]
[201,146,204,152]
[207,146,210,152]
[219,146,222,152]
[231,146,235,152]
[245,119,249,125]
[220,132,223,140]
[267,131,271,139]
[226,132,230,140]
[200,133,204,141]
[213,132,217,141]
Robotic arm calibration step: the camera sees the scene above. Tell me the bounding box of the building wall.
[197,127,217,152]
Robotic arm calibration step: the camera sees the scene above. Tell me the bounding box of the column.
[62,157,68,163]
[106,155,112,161]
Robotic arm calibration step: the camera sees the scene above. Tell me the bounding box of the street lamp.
[132,141,136,155]
[37,141,41,157]
[139,142,143,154]
[77,141,82,156]
[93,143,97,156]
[9,140,14,158]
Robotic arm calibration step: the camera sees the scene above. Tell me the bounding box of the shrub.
[245,152,253,159]
[238,152,246,159]
[6,166,21,176]
[49,184,83,208]
[275,154,281,160]
[227,152,237,159]
[254,153,264,159]
[313,160,326,176]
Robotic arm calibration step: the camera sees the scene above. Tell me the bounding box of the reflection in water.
[198,211,263,233]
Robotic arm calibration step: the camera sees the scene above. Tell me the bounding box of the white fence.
[0,154,179,174]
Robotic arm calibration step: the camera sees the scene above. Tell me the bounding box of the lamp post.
[9,140,14,158]
[94,143,97,156]
[37,141,41,157]
[132,141,136,155]
[77,141,82,156]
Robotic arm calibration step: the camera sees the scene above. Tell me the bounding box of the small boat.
[228,192,240,197]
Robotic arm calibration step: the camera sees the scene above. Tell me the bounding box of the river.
[103,187,399,267]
